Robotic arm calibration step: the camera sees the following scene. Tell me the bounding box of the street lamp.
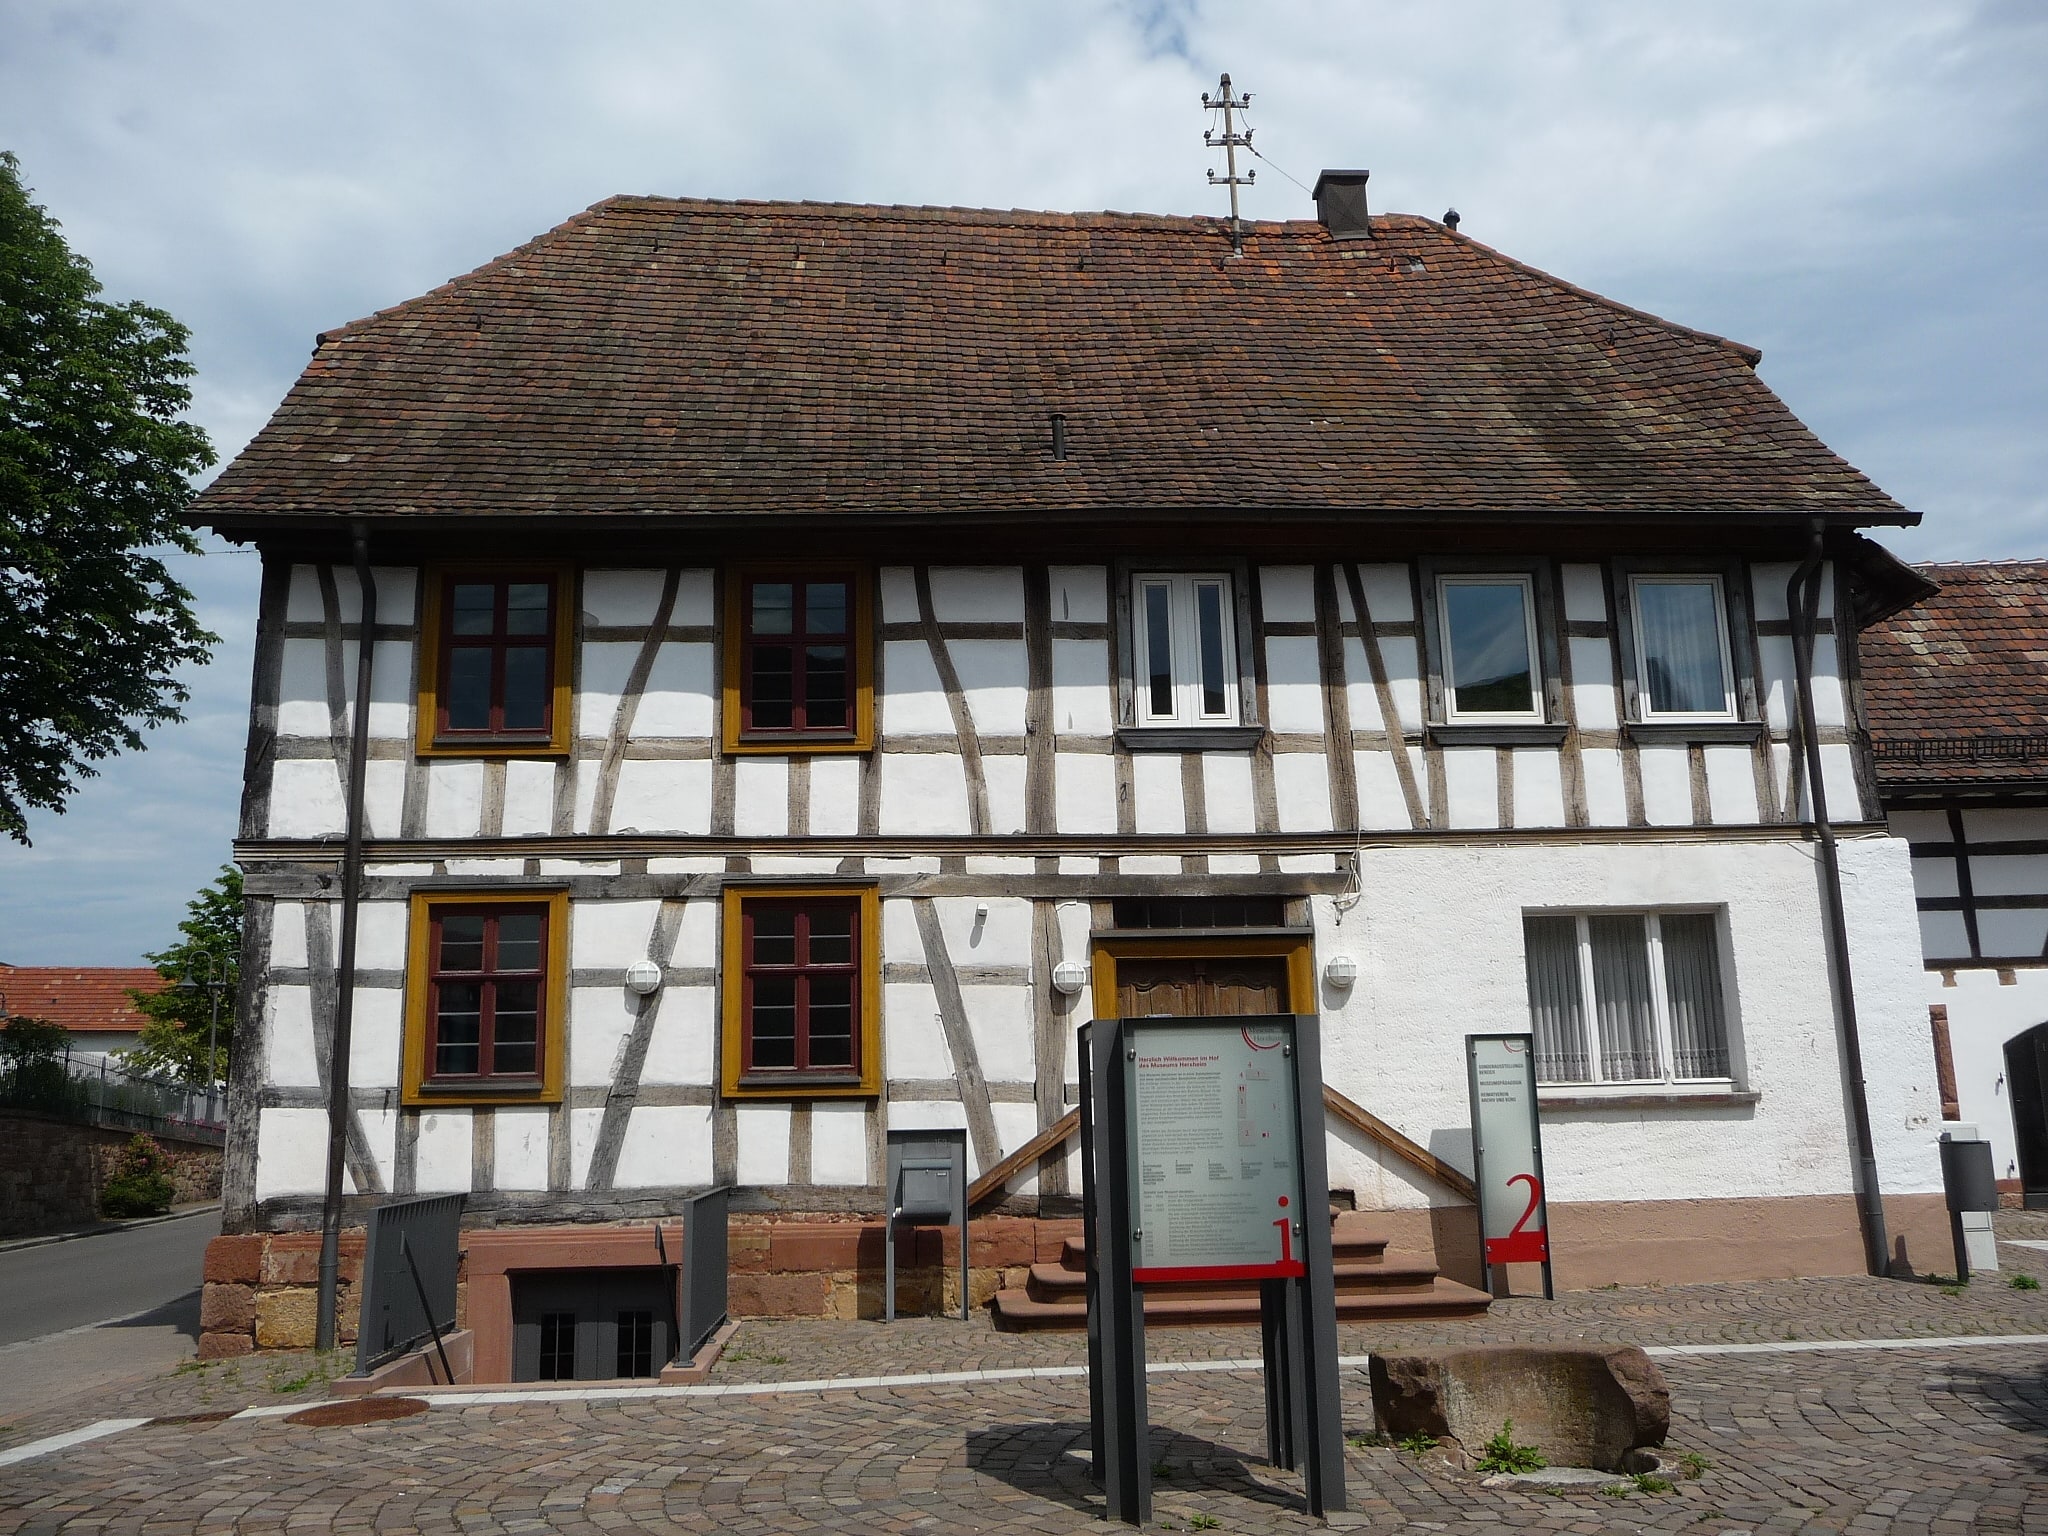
[175,952,234,1121]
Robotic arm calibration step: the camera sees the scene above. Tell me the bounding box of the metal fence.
[679,1185,730,1362]
[355,1193,466,1375]
[0,1051,224,1143]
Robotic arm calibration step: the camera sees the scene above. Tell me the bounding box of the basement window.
[1523,911,1733,1087]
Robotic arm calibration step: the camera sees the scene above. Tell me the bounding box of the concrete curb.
[0,1203,221,1255]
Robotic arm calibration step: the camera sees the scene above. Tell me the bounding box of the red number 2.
[1507,1172,1543,1236]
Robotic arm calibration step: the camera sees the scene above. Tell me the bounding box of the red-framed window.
[739,896,861,1078]
[426,903,550,1082]
[740,574,853,736]
[437,574,558,739]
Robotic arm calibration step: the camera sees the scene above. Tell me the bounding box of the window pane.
[1637,581,1727,715]
[804,645,849,728]
[806,975,855,1066]
[1196,582,1228,717]
[435,982,481,1075]
[495,913,544,972]
[750,976,797,1067]
[502,647,549,730]
[447,647,493,730]
[750,582,794,636]
[1524,916,1590,1083]
[439,915,486,973]
[505,583,551,636]
[451,584,495,636]
[538,1312,575,1381]
[1660,914,1729,1078]
[1144,583,1174,718]
[749,644,794,728]
[805,906,853,966]
[751,908,797,967]
[1444,582,1536,716]
[1587,916,1660,1081]
[804,581,848,636]
[616,1310,654,1378]
[491,980,539,1076]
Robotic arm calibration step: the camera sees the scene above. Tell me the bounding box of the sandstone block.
[197,1330,254,1360]
[730,1271,831,1318]
[262,1247,322,1286]
[200,1281,256,1334]
[1369,1345,1669,1473]
[727,1228,772,1274]
[203,1234,266,1285]
[254,1287,318,1349]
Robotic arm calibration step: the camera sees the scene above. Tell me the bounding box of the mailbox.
[884,1128,968,1322]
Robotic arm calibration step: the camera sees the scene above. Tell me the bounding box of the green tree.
[126,864,242,1085]
[0,150,216,843]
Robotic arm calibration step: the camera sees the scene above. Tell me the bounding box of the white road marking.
[1646,1333,2048,1357]
[0,1418,151,1469]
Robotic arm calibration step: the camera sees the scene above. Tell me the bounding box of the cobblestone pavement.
[0,1212,2043,1535]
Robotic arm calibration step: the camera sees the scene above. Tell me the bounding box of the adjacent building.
[188,183,1952,1373]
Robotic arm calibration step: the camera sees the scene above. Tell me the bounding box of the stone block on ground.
[254,1288,319,1349]
[1369,1344,1669,1473]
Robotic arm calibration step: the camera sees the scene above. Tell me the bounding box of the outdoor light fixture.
[1323,954,1359,989]
[625,959,664,996]
[1051,960,1088,996]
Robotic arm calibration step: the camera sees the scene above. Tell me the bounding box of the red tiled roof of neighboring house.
[0,964,164,1033]
[190,198,1910,531]
[1862,559,2048,789]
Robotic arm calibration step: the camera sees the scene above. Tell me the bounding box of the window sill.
[727,733,871,756]
[421,735,566,759]
[1116,725,1267,753]
[1538,1085,1759,1111]
[1623,721,1766,746]
[1427,723,1569,748]
[408,1079,556,1106]
[731,1073,876,1099]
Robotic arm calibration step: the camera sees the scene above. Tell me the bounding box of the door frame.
[1090,933,1316,1018]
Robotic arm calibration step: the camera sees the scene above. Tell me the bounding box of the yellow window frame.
[721,564,875,754]
[402,888,570,1107]
[415,565,577,758]
[1089,933,1317,1019]
[720,883,883,1098]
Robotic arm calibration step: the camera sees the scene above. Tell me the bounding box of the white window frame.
[1627,574,1738,722]
[1130,572,1240,728]
[1527,909,1735,1092]
[1437,574,1544,723]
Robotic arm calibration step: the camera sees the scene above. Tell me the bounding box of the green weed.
[1474,1419,1546,1475]
[1633,1473,1674,1494]
[1678,1451,1711,1478]
[1346,1431,1387,1450]
[1600,1483,1633,1498]
[1189,1516,1220,1532]
[2011,1273,2042,1291]
[1397,1430,1440,1457]
[1939,1283,1968,1298]
[1152,1459,1175,1479]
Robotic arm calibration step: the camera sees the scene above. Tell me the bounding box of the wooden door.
[1116,955,1290,1018]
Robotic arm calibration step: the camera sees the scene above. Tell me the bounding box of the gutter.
[316,524,377,1351]
[1789,521,1891,1277]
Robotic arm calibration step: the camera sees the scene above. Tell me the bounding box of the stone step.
[1054,1224,1392,1274]
[1023,1257,1448,1305]
[990,1274,1494,1331]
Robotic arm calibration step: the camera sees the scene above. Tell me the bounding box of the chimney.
[1312,169,1371,240]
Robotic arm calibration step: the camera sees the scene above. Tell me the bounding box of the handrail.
[965,1088,1478,1210]
[967,1108,1080,1209]
[1321,1085,1476,1204]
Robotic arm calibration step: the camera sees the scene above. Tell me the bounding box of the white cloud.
[1,0,2043,955]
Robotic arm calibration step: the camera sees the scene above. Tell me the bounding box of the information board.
[1123,1017,1306,1282]
[1466,1033,1550,1271]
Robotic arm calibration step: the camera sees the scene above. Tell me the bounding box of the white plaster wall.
[632,643,715,737]
[266,987,321,1089]
[1355,563,1414,625]
[569,987,638,1088]
[270,760,346,837]
[1570,638,1619,730]
[1378,637,1424,732]
[1272,754,1333,833]
[1130,754,1184,835]
[960,983,1036,1084]
[582,569,666,626]
[1511,750,1567,830]
[1051,639,1113,735]
[983,756,1029,835]
[1705,746,1760,825]
[1637,746,1693,827]
[1259,566,1316,624]
[1355,750,1413,831]
[1560,563,1607,622]
[502,759,557,835]
[733,757,788,838]
[1263,636,1324,733]
[879,566,919,624]
[414,1110,472,1193]
[808,756,862,836]
[1054,753,1117,835]
[952,640,1029,736]
[1927,967,2048,1186]
[577,641,641,740]
[494,1108,552,1190]
[1203,752,1258,835]
[423,760,485,838]
[882,641,952,735]
[1440,748,1497,830]
[1581,749,1628,827]
[930,567,1024,625]
[735,1103,793,1185]
[613,1104,715,1188]
[1050,565,1108,624]
[809,1100,870,1185]
[611,758,712,834]
[1312,836,1939,1210]
[254,1107,340,1199]
[880,754,972,835]
[345,990,404,1088]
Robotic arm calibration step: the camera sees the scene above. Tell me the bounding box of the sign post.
[1084,1014,1345,1523]
[1466,1032,1553,1300]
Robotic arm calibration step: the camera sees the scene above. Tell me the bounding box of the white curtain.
[1524,916,1589,1082]
[1588,915,1660,1080]
[1637,582,1725,714]
[1660,914,1730,1078]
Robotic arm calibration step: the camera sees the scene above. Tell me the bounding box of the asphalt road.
[0,1208,220,1346]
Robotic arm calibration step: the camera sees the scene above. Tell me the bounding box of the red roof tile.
[191,198,1908,530]
[0,965,164,1033]
[1862,560,2048,788]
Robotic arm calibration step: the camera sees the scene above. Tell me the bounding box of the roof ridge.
[1912,557,2048,570]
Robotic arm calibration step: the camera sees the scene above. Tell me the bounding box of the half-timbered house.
[190,180,1952,1374]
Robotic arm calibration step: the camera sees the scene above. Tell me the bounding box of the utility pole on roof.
[1203,73,1255,257]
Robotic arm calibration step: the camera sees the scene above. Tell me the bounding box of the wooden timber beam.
[1322,1085,1476,1204]
[968,1108,1080,1210]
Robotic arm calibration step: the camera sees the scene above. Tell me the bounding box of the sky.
[1,0,2043,965]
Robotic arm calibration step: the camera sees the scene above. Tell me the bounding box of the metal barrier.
[0,1052,224,1143]
[677,1185,730,1362]
[355,1193,466,1376]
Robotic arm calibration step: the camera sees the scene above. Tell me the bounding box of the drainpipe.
[316,524,377,1351]
[1788,521,1890,1277]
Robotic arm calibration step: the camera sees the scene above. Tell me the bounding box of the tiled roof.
[1862,560,2048,788]
[192,197,1909,529]
[0,964,164,1034]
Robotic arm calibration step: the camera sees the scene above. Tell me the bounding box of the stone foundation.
[0,1110,223,1238]
[199,1230,367,1358]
